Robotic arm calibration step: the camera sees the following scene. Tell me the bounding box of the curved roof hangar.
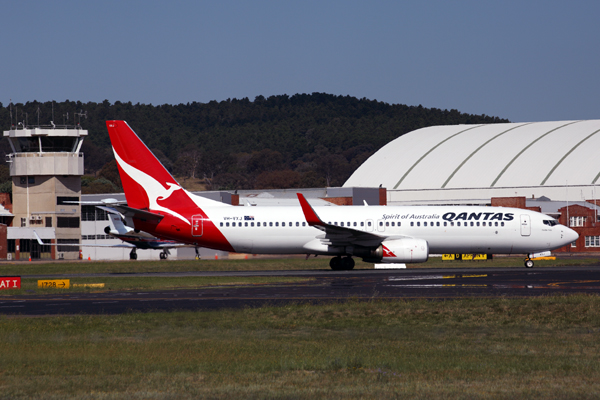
[344,120,600,192]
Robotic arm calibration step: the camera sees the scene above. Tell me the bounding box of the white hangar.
[344,120,600,205]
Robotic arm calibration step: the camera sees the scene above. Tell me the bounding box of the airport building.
[345,119,600,205]
[4,125,86,260]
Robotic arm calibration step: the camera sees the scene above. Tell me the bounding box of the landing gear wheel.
[330,256,343,271]
[525,259,534,268]
[160,251,168,260]
[341,256,355,271]
[129,249,138,260]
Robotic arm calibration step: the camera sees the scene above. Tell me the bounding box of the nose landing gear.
[525,258,534,268]
[329,256,355,271]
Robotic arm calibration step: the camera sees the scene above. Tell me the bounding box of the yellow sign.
[443,254,488,261]
[38,279,70,289]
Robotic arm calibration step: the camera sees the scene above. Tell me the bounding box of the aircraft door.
[520,214,531,236]
[366,219,374,232]
[192,215,204,237]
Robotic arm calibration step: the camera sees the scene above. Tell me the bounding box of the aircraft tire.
[525,259,534,268]
[330,256,343,270]
[159,252,166,260]
[130,253,137,260]
[342,256,355,270]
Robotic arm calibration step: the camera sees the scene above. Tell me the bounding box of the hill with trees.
[0,94,508,193]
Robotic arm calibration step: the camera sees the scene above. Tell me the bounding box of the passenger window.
[386,222,389,227]
[501,222,504,227]
[251,222,254,227]
[457,222,461,226]
[302,222,306,226]
[391,222,395,227]
[443,222,447,227]
[232,222,236,227]
[353,222,357,227]
[379,221,383,226]
[470,222,474,227]
[296,222,299,227]
[269,222,273,227]
[245,222,248,227]
[437,222,440,227]
[361,222,364,227]
[220,222,223,227]
[495,222,498,227]
[450,222,454,226]
[476,222,479,227]
[424,222,427,227]
[275,222,279,227]
[341,222,345,227]
[226,222,230,227]
[368,221,372,227]
[411,221,414,227]
[417,222,420,227]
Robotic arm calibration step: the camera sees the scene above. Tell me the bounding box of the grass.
[0,254,598,277]
[1,295,600,398]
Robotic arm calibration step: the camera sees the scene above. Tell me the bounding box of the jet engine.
[355,238,429,263]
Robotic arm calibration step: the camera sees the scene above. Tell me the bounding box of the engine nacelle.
[361,238,429,263]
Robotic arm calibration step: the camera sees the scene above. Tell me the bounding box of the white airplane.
[104,120,579,270]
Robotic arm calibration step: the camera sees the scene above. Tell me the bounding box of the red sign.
[0,277,21,290]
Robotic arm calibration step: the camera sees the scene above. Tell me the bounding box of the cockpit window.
[543,219,559,227]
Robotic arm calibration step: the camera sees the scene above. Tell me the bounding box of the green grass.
[0,255,598,276]
[1,295,600,398]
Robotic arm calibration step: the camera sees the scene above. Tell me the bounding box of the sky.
[2,0,599,123]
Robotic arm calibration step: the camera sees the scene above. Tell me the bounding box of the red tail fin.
[106,121,179,210]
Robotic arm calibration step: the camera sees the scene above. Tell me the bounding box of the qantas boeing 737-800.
[105,120,578,269]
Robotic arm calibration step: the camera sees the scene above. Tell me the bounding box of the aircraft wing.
[297,193,407,247]
[33,231,136,248]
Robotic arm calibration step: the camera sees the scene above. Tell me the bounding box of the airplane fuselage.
[134,201,575,257]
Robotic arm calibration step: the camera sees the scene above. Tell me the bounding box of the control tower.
[4,125,87,260]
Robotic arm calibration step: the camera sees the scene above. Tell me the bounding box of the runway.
[2,266,600,315]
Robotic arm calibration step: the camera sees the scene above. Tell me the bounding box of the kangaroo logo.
[113,149,190,225]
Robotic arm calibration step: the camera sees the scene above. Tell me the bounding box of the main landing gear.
[329,256,355,271]
[159,249,170,260]
[524,258,534,268]
[129,248,137,260]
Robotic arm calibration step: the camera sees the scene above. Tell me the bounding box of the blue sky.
[2,0,599,122]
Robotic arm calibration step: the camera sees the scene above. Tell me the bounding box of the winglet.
[297,193,324,226]
[33,230,44,245]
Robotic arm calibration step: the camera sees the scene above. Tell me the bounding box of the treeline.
[0,94,508,193]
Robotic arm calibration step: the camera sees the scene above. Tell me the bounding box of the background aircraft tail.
[106,121,180,210]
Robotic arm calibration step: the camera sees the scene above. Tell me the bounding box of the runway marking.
[547,280,600,287]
